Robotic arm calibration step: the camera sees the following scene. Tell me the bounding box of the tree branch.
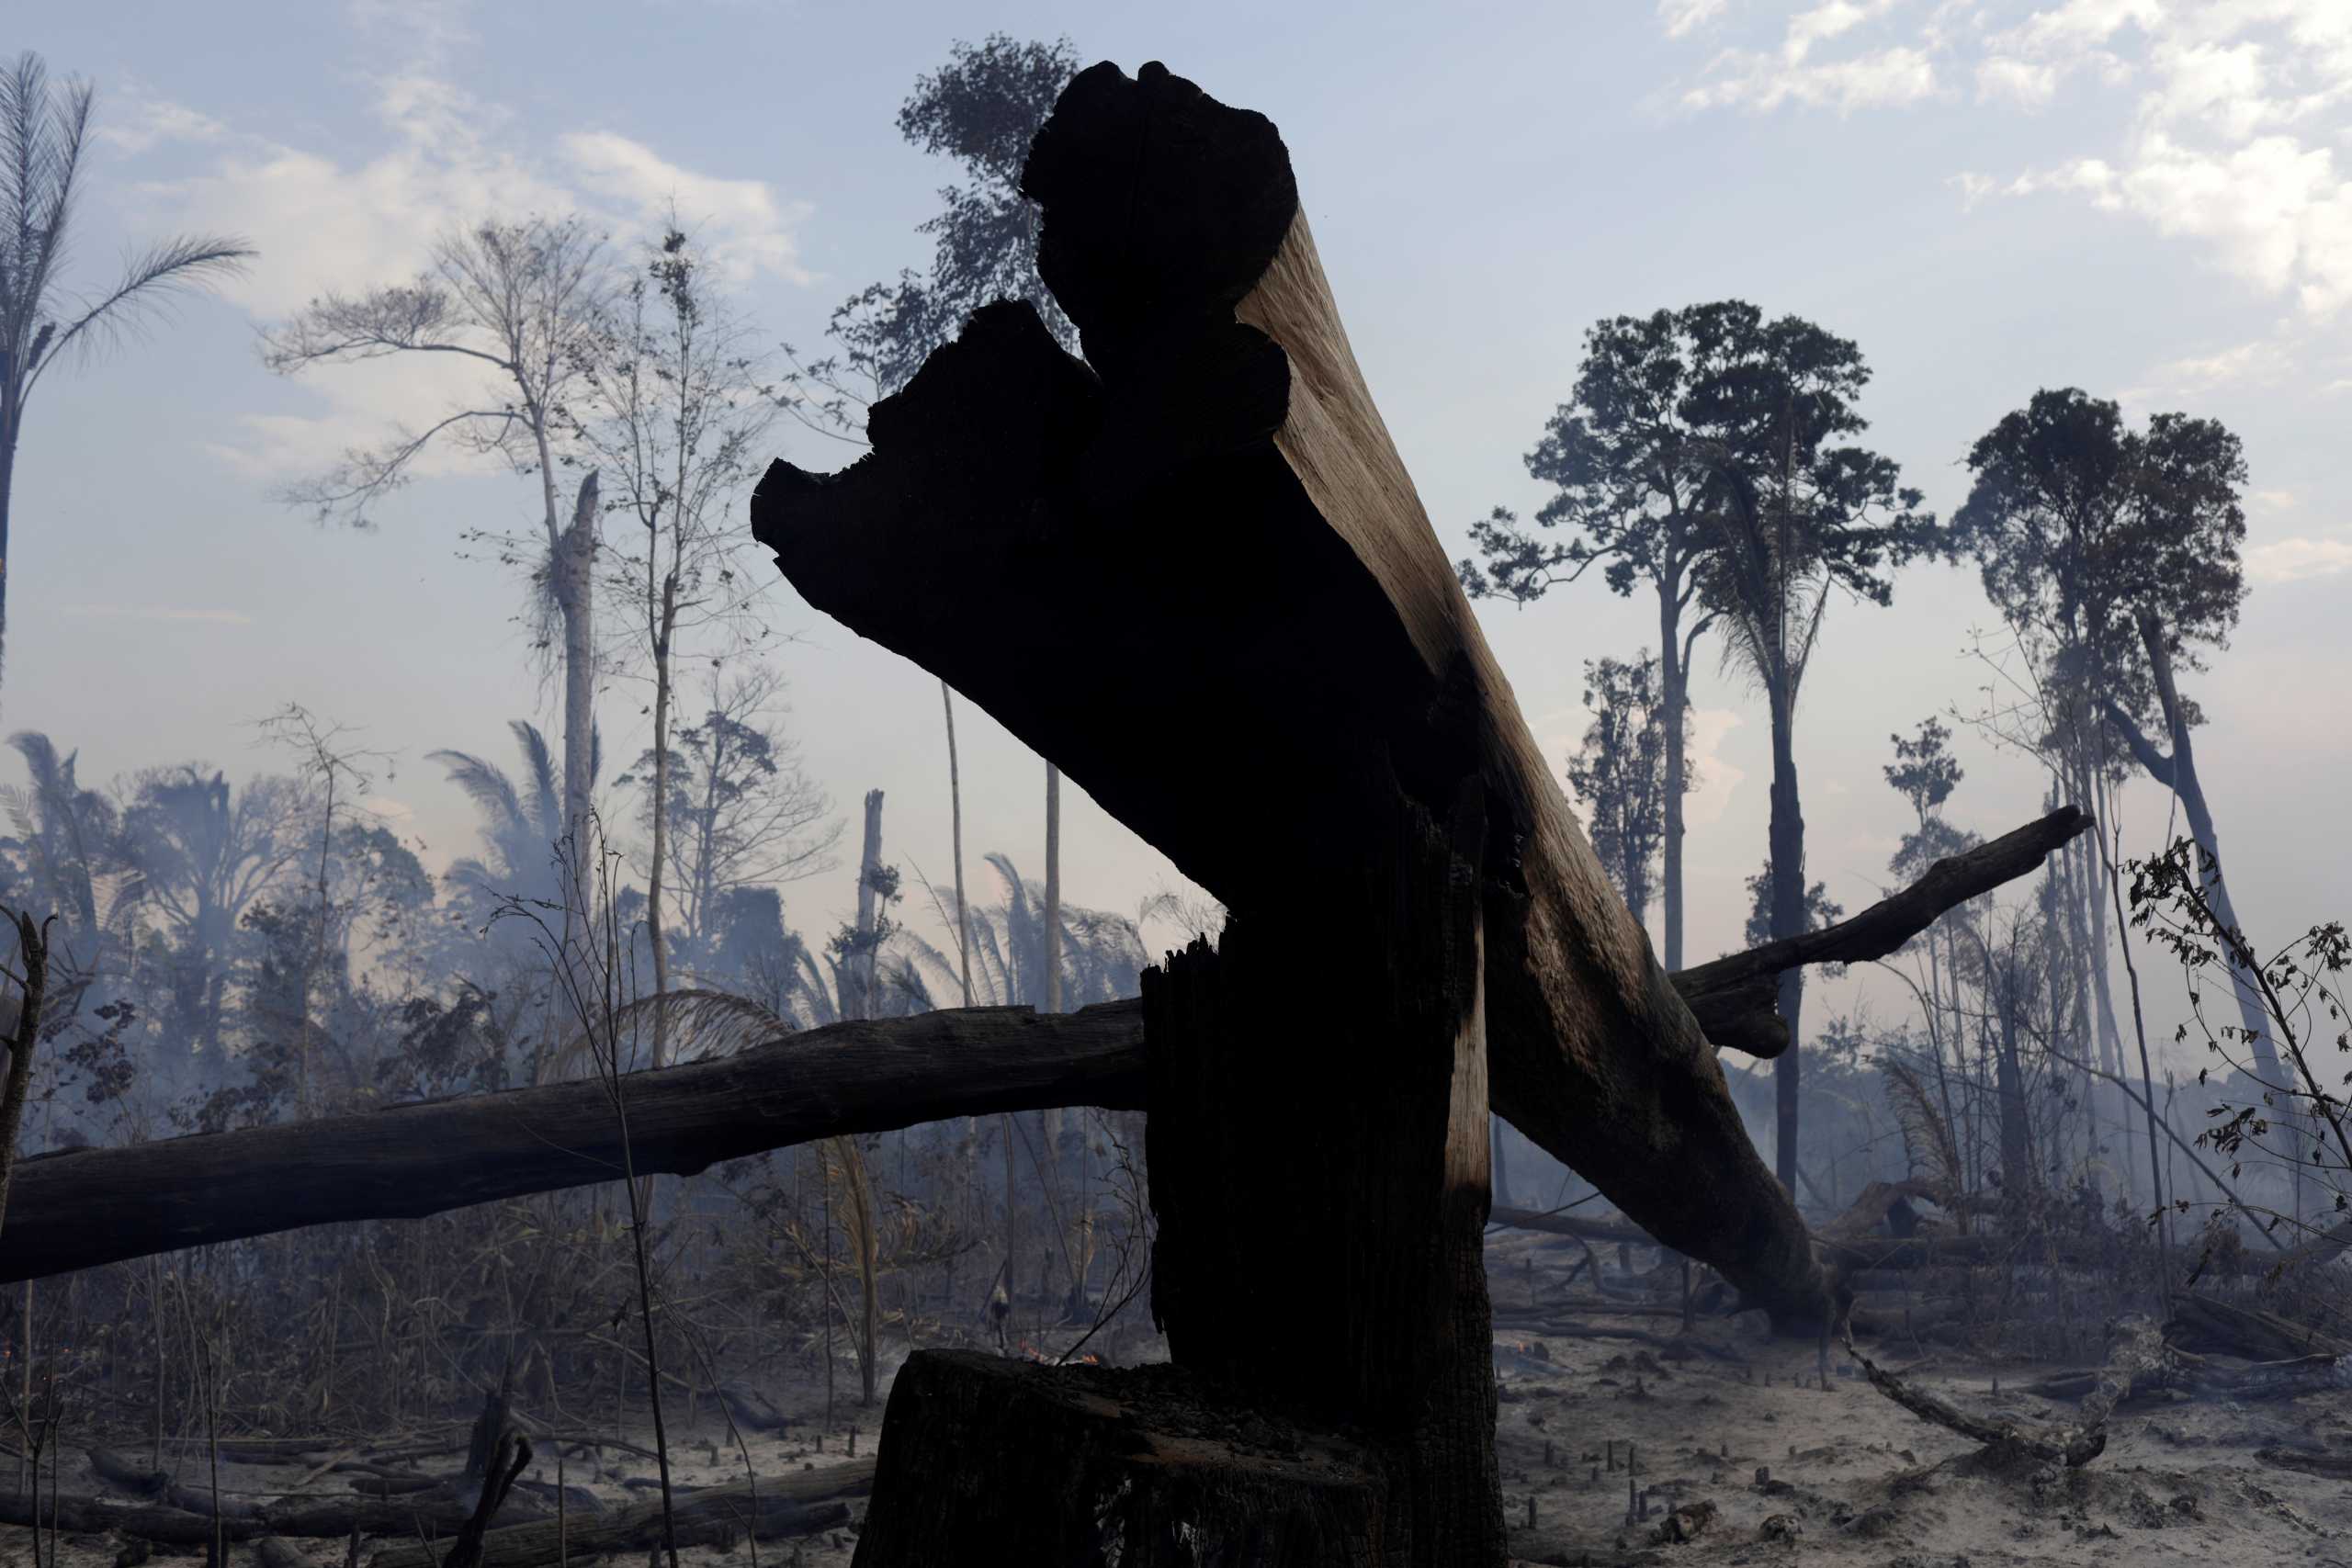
[2099,698,2175,788]
[1674,807,2092,1056]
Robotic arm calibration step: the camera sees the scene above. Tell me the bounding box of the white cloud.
[1976,55,2064,106]
[2245,535,2352,582]
[1950,170,1999,207]
[93,91,229,155]
[1684,45,1940,113]
[2250,487,2298,508]
[1785,0,1904,65]
[1658,0,1729,40]
[559,131,814,287]
[116,47,818,484]
[1663,1,2352,316]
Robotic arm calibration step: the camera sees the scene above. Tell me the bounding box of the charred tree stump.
[853,1354,1387,1564]
[820,59,1507,1562]
[1142,790,1502,1562]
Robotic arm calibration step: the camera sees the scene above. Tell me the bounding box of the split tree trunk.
[752,58,1831,1333]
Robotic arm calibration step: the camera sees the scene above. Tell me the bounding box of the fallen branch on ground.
[1844,1314,2167,1467]
[365,1461,876,1568]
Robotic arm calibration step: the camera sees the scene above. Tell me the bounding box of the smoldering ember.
[1,12,2349,1568]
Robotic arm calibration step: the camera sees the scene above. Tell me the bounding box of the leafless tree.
[262,215,610,944]
[568,225,786,1073]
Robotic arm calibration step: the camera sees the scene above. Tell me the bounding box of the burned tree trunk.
[802,61,1519,1565]
[1144,791,1501,1559]
[0,1002,1148,1282]
[753,59,1829,1335]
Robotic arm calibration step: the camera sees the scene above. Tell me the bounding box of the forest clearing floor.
[12,1228,2352,1567]
[1482,1229,2352,1567]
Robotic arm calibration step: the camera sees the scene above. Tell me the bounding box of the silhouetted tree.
[1948,389,2266,1079]
[1458,310,1724,968]
[119,764,308,1066]
[1564,651,1689,931]
[0,52,251,703]
[1680,302,1928,1191]
[571,225,787,1071]
[614,669,837,974]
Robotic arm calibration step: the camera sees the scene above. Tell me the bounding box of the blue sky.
[11,0,2349,1061]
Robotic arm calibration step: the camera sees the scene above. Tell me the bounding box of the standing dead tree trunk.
[772,62,1510,1564]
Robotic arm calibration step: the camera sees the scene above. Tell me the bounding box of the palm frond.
[546,985,794,1077]
[426,748,528,860]
[505,720,560,841]
[40,234,255,378]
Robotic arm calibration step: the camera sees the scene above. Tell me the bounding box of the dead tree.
[757,63,1830,1352]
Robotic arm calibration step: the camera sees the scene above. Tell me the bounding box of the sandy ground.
[13,1232,2352,1566]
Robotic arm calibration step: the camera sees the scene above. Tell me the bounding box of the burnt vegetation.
[0,34,2344,1568]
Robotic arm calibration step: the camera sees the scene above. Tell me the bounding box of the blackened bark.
[1143,787,1502,1564]
[753,60,1836,1333]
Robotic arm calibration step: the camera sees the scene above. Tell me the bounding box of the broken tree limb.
[752,59,1832,1336]
[365,1462,875,1568]
[1845,1314,2170,1467]
[1672,808,2090,1058]
[0,1001,1145,1282]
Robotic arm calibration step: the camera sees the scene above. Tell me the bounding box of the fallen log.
[0,1002,1145,1281]
[2255,1447,2352,1480]
[0,1487,258,1545]
[1845,1314,2168,1467]
[365,1461,876,1568]
[0,809,2073,1292]
[2026,1350,2350,1403]
[2168,1293,2352,1361]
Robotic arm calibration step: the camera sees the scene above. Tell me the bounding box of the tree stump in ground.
[854,787,1500,1565]
[854,1353,1385,1564]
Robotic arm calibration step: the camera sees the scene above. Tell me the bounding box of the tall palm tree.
[0,53,254,701]
[429,719,599,914]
